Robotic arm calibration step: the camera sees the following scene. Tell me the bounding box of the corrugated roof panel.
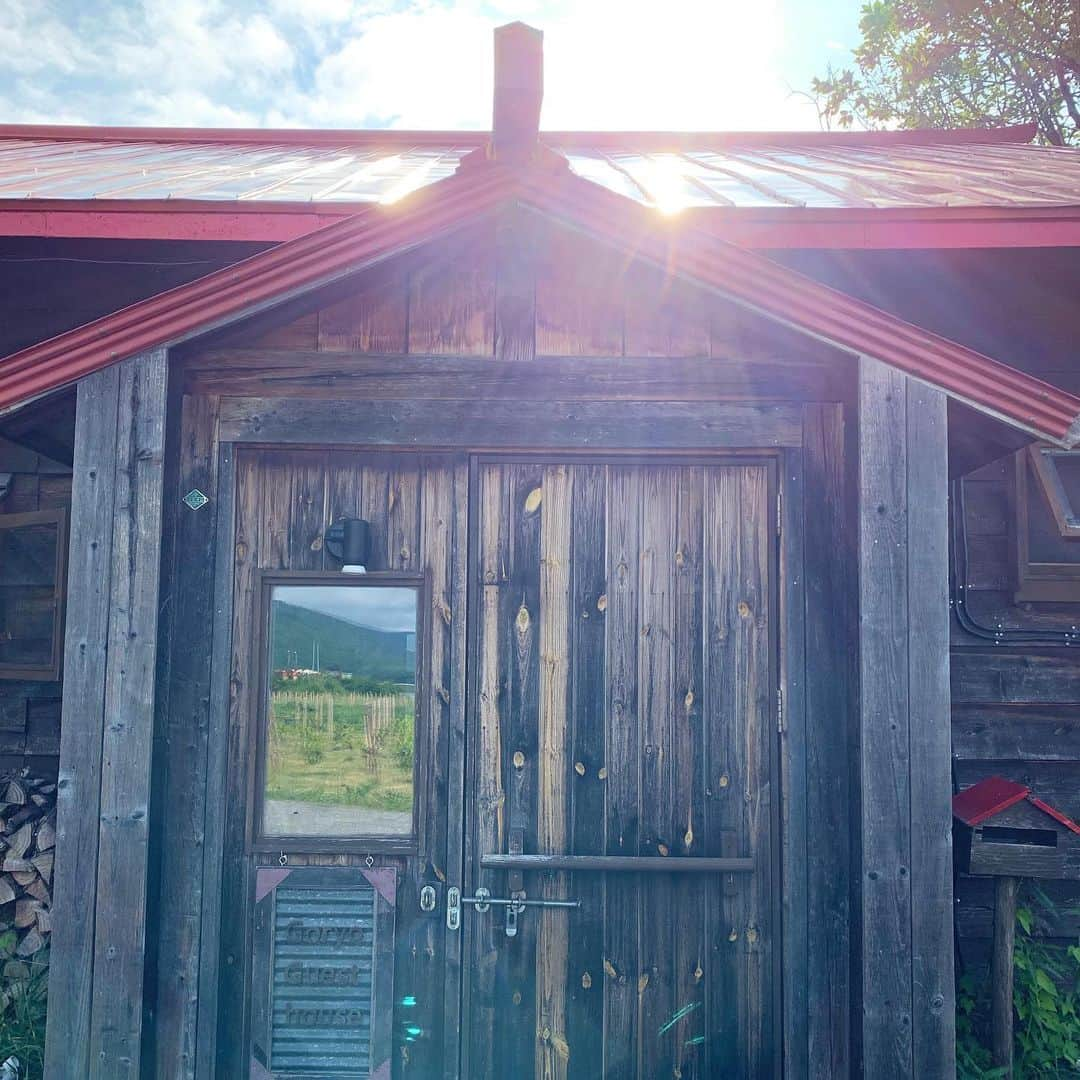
[0,131,1076,210]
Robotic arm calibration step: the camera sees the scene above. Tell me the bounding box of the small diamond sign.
[183,488,209,511]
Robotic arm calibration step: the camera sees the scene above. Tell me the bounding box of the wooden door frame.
[196,426,846,1080]
[458,449,786,1078]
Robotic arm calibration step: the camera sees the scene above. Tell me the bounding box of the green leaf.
[1017,906,1034,934]
[1035,969,1058,996]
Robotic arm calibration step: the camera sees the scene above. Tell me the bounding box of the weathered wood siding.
[182,220,853,377]
[0,437,69,774]
[952,456,1080,969]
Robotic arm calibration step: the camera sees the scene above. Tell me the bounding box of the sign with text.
[251,866,396,1078]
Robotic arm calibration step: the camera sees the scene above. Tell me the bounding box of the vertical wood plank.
[212,447,256,1079]
[408,233,496,356]
[153,393,221,1080]
[703,468,736,1077]
[286,453,326,570]
[535,228,626,356]
[389,459,421,572]
[89,349,169,1078]
[639,467,677,1080]
[623,264,710,358]
[907,381,955,1079]
[803,404,852,1077]
[441,457,470,1079]
[536,464,572,1079]
[671,467,709,1080]
[396,456,445,1076]
[706,466,771,1077]
[498,464,543,1075]
[46,364,121,1080]
[780,441,809,1080]
[858,356,914,1076]
[495,205,537,363]
[326,450,363,530]
[361,463,390,571]
[603,465,642,1077]
[317,267,408,353]
[465,462,508,1080]
[194,441,236,1078]
[565,464,606,1078]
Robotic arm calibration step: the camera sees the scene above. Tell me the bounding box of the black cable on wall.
[951,475,1080,647]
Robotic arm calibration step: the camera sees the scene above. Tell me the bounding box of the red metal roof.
[0,126,1064,209]
[953,777,1080,834]
[1,122,1079,249]
[1,155,1079,445]
[1028,796,1080,836]
[953,777,1030,825]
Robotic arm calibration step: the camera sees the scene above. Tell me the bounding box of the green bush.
[0,939,48,1080]
[958,885,1080,1078]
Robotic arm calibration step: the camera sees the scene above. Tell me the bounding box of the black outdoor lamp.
[323,517,371,573]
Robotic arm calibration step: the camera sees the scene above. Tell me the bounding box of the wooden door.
[462,459,779,1079]
[220,449,468,1078]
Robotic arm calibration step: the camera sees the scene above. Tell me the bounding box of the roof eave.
[1,158,1078,447]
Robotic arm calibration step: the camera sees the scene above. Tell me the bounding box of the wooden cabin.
[2,22,1080,1080]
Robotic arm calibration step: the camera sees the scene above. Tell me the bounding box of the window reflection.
[263,583,417,838]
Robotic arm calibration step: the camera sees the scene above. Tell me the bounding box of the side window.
[0,508,66,682]
[1015,445,1080,602]
[255,575,422,848]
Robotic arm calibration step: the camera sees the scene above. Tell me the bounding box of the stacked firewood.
[0,775,55,962]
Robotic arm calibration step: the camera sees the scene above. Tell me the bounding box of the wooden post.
[858,357,955,1079]
[992,875,1019,1077]
[45,350,169,1079]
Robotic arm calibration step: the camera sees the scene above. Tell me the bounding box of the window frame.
[1015,445,1080,602]
[0,507,67,682]
[250,569,428,855]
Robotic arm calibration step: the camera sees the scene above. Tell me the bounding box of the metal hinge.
[777,688,784,734]
[776,491,782,536]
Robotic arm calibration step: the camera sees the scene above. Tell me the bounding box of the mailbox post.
[953,776,1080,1078]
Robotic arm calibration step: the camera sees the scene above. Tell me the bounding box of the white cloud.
[0,0,820,131]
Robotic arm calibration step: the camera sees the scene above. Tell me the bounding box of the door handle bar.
[446,886,580,936]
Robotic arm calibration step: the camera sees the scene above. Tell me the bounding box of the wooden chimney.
[492,22,543,163]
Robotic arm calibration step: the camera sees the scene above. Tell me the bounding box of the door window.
[256,575,422,845]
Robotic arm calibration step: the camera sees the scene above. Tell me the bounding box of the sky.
[0,0,864,131]
[276,585,418,634]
